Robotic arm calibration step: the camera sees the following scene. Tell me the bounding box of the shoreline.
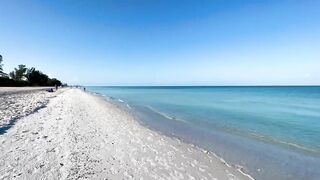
[86,89,255,179]
[0,88,252,179]
[89,91,255,179]
[86,87,320,180]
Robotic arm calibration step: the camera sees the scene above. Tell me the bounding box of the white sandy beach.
[0,87,59,128]
[0,88,252,180]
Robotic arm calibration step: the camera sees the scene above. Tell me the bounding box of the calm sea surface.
[86,86,320,180]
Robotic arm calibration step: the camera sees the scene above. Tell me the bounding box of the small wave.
[118,99,124,103]
[248,132,319,155]
[146,106,188,123]
[277,140,319,154]
[126,103,132,109]
[196,144,255,180]
[235,165,256,180]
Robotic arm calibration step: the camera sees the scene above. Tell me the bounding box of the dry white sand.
[0,87,53,96]
[0,88,253,180]
[0,87,60,128]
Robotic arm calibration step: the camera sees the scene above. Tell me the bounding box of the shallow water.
[87,86,320,180]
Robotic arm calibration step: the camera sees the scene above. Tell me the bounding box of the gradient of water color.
[86,86,320,180]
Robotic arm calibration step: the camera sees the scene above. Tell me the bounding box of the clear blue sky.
[0,0,319,85]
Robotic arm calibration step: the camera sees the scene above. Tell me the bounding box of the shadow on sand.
[0,105,47,135]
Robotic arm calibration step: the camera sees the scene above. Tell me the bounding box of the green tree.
[26,67,49,86]
[9,64,27,81]
[47,78,62,86]
[0,55,4,76]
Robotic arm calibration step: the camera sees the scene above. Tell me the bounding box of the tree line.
[0,55,63,87]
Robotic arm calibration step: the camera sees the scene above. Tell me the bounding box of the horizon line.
[81,85,320,87]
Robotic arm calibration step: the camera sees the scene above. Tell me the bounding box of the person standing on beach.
[55,85,58,91]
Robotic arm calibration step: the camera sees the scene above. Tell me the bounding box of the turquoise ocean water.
[86,86,320,180]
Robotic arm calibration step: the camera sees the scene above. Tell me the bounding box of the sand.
[0,87,53,96]
[0,87,61,130]
[0,88,253,180]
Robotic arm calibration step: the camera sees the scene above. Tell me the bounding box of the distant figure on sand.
[84,87,86,91]
[55,85,58,91]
